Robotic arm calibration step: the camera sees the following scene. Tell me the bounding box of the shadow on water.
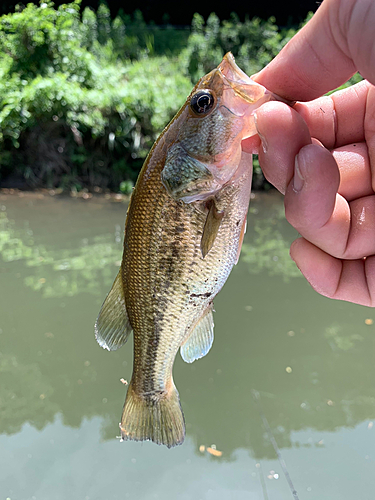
[0,191,374,462]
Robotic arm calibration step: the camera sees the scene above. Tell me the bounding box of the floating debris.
[287,330,295,337]
[267,470,279,479]
[207,447,223,457]
[198,444,222,456]
[368,422,373,430]
[285,366,292,373]
[120,378,128,385]
[365,319,373,325]
[326,400,334,406]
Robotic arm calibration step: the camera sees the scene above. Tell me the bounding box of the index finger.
[253,0,375,101]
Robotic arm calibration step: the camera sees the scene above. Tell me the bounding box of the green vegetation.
[184,12,295,82]
[0,1,360,191]
[0,1,192,189]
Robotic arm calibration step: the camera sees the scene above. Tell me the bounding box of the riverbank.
[0,186,131,202]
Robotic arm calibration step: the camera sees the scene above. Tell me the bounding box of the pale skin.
[242,0,375,307]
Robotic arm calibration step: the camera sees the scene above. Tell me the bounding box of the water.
[1,191,374,500]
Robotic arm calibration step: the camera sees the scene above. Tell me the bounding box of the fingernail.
[311,137,324,147]
[254,112,268,154]
[293,154,304,192]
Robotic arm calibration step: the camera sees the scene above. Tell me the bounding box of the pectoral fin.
[180,305,214,363]
[95,270,132,351]
[201,200,224,258]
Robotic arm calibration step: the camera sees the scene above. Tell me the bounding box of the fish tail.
[119,380,185,448]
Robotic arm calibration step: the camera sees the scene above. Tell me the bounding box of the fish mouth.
[219,52,295,106]
[218,52,267,104]
[218,52,255,87]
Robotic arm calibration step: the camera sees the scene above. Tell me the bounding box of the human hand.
[243,0,375,307]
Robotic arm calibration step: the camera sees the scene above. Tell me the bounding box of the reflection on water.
[0,193,299,298]
[0,204,123,298]
[242,201,301,280]
[1,192,375,499]
[0,353,59,435]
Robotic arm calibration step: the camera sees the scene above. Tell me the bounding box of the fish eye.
[190,90,215,115]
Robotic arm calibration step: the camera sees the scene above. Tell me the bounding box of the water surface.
[1,191,374,500]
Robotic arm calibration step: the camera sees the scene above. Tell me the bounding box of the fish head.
[161,52,273,203]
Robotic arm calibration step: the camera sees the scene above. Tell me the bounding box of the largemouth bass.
[95,53,274,448]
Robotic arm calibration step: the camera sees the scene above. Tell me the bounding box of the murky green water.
[1,191,374,500]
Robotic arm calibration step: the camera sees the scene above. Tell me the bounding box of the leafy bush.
[0,1,192,188]
[183,12,295,82]
[116,10,190,58]
[0,2,361,191]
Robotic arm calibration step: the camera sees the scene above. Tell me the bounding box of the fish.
[95,53,275,448]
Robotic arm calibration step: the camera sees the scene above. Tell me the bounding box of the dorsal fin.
[200,200,224,258]
[95,270,132,351]
[180,305,214,363]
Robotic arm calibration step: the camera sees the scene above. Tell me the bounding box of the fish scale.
[95,52,275,447]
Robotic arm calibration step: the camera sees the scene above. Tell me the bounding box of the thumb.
[253,0,375,101]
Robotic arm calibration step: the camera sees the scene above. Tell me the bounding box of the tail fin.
[119,381,185,448]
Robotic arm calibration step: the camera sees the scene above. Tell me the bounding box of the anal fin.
[180,305,214,363]
[95,269,132,351]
